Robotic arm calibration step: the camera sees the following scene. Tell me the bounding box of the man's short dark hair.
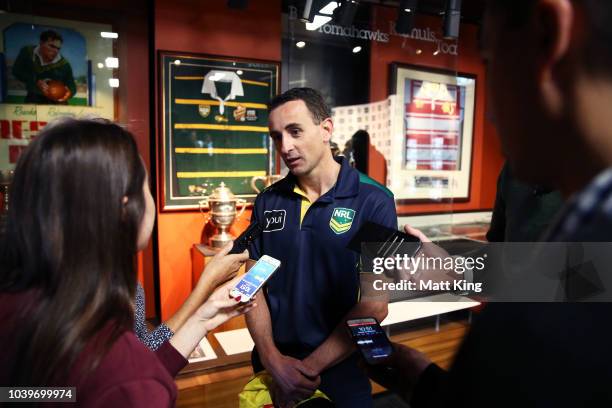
[268,87,331,124]
[40,30,63,43]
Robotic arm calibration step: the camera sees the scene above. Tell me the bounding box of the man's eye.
[290,129,301,136]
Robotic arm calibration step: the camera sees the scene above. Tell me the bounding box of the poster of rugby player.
[4,23,86,105]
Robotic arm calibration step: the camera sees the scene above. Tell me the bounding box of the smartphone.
[229,221,264,255]
[230,255,280,302]
[347,221,422,259]
[346,317,394,365]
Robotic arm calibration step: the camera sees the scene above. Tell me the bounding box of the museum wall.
[154,0,282,320]
[2,0,157,316]
[367,7,504,215]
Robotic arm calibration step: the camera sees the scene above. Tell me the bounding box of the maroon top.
[0,291,188,407]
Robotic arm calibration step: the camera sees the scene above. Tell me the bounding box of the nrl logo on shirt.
[330,208,355,234]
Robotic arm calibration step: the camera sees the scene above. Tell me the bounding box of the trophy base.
[210,232,234,248]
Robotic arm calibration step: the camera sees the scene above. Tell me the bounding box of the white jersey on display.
[201,70,244,114]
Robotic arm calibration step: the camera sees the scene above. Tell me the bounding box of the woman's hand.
[195,276,256,332]
[169,276,256,359]
[198,242,249,290]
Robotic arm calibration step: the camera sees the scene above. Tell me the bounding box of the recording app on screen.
[232,255,279,301]
[347,318,393,364]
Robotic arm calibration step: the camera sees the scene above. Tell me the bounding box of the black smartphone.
[347,221,422,258]
[346,317,393,365]
[229,221,264,254]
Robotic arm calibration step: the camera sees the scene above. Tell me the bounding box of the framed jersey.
[389,63,475,203]
[159,51,280,211]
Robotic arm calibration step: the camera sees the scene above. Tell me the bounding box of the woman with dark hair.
[0,118,254,406]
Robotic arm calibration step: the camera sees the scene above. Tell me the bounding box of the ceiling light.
[100,32,118,39]
[296,41,306,48]
[305,15,332,30]
[396,0,418,34]
[319,1,338,15]
[443,0,462,39]
[105,57,119,69]
[352,46,362,53]
[333,0,359,26]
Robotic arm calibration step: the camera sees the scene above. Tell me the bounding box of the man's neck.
[296,155,341,202]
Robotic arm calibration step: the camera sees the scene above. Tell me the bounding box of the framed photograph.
[389,63,476,203]
[159,51,280,211]
[0,13,115,173]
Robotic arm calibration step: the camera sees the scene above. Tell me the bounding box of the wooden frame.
[389,63,476,204]
[159,51,280,211]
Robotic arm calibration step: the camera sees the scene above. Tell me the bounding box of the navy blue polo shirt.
[248,156,398,358]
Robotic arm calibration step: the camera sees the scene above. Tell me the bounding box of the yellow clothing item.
[239,372,331,408]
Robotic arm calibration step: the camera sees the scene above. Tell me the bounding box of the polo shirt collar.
[275,156,360,200]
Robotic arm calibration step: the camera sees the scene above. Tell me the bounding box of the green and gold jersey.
[161,54,278,209]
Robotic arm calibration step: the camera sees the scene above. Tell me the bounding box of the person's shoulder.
[87,331,174,387]
[254,177,289,204]
[18,45,35,55]
[357,171,394,200]
[77,332,176,405]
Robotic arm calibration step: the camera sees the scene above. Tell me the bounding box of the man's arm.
[302,272,389,374]
[12,47,33,87]
[245,260,279,365]
[62,63,77,98]
[245,259,320,402]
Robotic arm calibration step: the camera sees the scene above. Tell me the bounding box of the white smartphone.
[230,255,281,302]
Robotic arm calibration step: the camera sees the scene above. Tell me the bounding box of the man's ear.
[535,0,574,116]
[320,117,334,143]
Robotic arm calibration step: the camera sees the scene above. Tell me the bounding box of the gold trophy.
[199,182,246,248]
[250,174,284,193]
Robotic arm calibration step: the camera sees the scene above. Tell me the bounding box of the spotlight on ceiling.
[301,0,335,22]
[227,0,248,9]
[352,45,362,53]
[395,0,418,34]
[443,0,462,39]
[333,0,359,27]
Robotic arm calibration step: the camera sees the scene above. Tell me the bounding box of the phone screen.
[347,318,393,364]
[233,256,279,300]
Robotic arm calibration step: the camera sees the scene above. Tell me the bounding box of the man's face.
[40,39,61,62]
[268,100,331,177]
[481,7,553,183]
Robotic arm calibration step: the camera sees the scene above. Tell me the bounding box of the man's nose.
[280,133,294,155]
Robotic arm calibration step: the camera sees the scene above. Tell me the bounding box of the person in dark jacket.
[369,1,612,406]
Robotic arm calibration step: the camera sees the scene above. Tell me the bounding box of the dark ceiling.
[283,0,486,25]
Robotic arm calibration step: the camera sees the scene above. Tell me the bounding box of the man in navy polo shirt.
[246,87,398,407]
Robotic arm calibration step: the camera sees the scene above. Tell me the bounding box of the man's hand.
[266,354,321,404]
[399,225,455,284]
[36,79,49,94]
[364,342,431,400]
[57,87,72,102]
